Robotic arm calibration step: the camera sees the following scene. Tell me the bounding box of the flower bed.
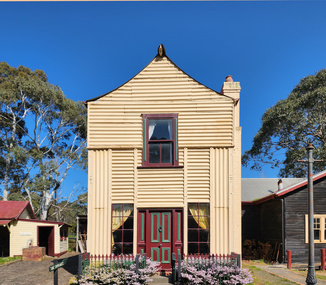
[78,257,160,285]
[181,259,253,285]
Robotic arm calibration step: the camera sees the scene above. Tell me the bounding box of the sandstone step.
[150,275,173,284]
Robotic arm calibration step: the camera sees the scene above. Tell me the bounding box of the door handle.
[158,226,162,232]
[159,244,162,248]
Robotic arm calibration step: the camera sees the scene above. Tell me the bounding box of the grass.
[292,268,326,281]
[0,256,21,265]
[243,261,297,285]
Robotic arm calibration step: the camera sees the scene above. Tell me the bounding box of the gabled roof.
[242,170,326,205]
[86,44,234,103]
[242,178,305,202]
[0,201,36,220]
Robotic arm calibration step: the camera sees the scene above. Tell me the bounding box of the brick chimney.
[220,75,241,127]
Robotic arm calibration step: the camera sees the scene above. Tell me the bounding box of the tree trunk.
[3,154,10,201]
[39,190,53,220]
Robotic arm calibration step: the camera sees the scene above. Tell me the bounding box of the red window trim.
[142,113,179,167]
[111,203,134,255]
[187,203,210,255]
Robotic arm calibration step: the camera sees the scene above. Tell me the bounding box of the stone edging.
[0,259,22,268]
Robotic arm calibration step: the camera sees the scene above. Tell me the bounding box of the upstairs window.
[142,114,178,167]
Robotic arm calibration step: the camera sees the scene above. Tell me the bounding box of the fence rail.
[182,252,239,267]
[78,253,147,280]
[173,253,240,284]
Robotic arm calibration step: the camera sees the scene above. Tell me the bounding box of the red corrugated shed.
[0,201,36,220]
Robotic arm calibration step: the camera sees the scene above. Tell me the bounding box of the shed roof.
[242,170,326,205]
[0,201,36,220]
[242,178,305,202]
[0,220,11,225]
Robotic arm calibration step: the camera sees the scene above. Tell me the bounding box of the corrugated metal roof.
[241,178,305,202]
[0,201,35,220]
[0,220,11,225]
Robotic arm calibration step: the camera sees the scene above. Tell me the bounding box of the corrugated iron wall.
[88,147,233,255]
[87,58,234,149]
[87,55,241,256]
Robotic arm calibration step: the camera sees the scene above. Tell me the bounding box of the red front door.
[138,209,183,271]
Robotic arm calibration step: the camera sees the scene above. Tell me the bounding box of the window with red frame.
[112,204,134,255]
[142,114,178,167]
[188,203,210,254]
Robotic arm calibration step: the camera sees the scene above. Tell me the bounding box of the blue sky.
[1,1,326,197]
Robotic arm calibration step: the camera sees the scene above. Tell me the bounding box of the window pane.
[188,243,198,255]
[188,230,199,242]
[149,119,172,140]
[314,230,320,240]
[113,230,122,243]
[123,243,133,254]
[314,218,320,229]
[199,229,209,242]
[124,204,134,215]
[149,143,160,163]
[188,215,198,228]
[124,217,133,229]
[123,230,133,242]
[113,243,122,255]
[162,142,172,163]
[112,204,123,215]
[199,243,210,254]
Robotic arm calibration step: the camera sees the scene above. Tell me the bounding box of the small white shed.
[0,201,70,257]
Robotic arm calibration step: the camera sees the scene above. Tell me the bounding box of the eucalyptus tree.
[0,62,87,219]
[242,69,326,177]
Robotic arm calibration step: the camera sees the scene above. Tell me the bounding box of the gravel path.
[0,252,79,285]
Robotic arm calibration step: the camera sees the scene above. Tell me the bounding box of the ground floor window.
[188,203,210,254]
[112,204,134,254]
[305,214,326,243]
[60,227,68,241]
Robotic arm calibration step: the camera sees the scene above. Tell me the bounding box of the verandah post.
[321,249,325,271]
[287,250,292,269]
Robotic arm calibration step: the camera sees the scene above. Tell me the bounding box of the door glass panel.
[149,143,160,163]
[162,142,172,163]
[149,119,172,140]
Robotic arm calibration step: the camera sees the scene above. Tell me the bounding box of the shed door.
[38,226,55,256]
[148,211,172,270]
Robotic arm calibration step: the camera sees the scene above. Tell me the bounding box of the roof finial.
[158,44,166,57]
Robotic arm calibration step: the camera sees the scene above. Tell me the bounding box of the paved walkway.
[255,263,326,285]
[0,252,79,285]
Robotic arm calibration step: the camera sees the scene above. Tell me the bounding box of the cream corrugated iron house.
[0,201,69,257]
[86,44,241,270]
